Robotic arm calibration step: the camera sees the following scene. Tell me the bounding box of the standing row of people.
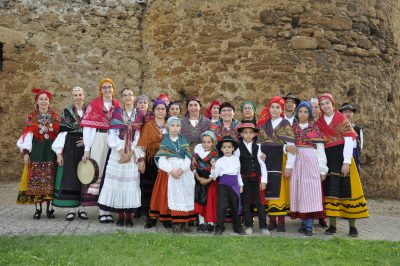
[16,79,368,237]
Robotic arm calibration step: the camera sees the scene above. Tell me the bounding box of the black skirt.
[324,144,352,199]
[54,133,83,202]
[261,145,283,198]
[194,169,211,206]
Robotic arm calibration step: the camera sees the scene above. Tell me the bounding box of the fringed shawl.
[210,119,241,142]
[137,120,165,163]
[257,118,294,146]
[154,134,191,166]
[81,96,120,129]
[292,121,324,148]
[59,105,87,133]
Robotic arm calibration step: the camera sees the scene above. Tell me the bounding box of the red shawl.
[316,111,357,148]
[22,109,60,143]
[81,96,120,130]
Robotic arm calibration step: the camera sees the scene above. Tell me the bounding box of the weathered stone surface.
[0,0,400,199]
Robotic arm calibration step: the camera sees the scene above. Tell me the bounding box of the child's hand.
[320,174,326,181]
[286,145,298,155]
[284,168,292,178]
[210,159,216,168]
[259,152,266,161]
[240,186,243,193]
[260,182,266,190]
[176,168,184,176]
[170,170,180,179]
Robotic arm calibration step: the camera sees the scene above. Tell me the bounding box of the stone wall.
[1,0,399,198]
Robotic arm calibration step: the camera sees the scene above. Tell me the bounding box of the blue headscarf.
[295,101,314,121]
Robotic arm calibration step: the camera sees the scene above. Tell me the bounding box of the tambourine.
[77,158,99,185]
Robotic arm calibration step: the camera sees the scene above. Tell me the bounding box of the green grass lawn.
[1,232,399,265]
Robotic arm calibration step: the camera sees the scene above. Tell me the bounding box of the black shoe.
[33,209,42,219]
[98,215,108,224]
[66,212,76,221]
[197,224,207,232]
[162,221,172,229]
[298,224,306,234]
[78,211,88,220]
[125,219,133,227]
[325,226,337,235]
[133,212,141,218]
[46,209,55,219]
[106,215,114,223]
[277,224,286,232]
[214,228,223,236]
[268,221,278,231]
[305,229,314,236]
[206,224,214,232]
[116,218,124,227]
[234,227,245,235]
[349,227,358,237]
[144,218,156,229]
[319,218,328,228]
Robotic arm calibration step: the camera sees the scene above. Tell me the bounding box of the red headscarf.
[157,93,171,104]
[257,96,285,127]
[32,88,52,101]
[318,93,335,107]
[204,100,221,119]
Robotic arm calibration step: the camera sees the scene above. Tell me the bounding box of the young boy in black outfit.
[235,121,269,235]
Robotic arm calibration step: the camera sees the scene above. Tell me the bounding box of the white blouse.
[233,141,268,184]
[210,155,244,187]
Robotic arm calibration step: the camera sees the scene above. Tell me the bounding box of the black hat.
[283,93,301,105]
[216,135,239,152]
[237,120,260,133]
[219,102,235,113]
[339,103,357,113]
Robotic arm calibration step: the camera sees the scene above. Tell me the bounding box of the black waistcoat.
[238,141,261,176]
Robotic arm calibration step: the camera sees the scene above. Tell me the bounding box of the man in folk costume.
[283,93,301,126]
[81,78,120,223]
[339,102,364,174]
[317,93,368,237]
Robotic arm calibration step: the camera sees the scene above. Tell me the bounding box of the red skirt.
[149,170,171,221]
[204,180,218,223]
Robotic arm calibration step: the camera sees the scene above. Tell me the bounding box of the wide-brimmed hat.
[216,136,239,152]
[283,93,300,105]
[237,121,260,133]
[339,102,357,113]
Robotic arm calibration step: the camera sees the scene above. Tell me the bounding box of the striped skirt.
[290,148,325,219]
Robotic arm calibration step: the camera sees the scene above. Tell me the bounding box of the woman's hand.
[341,163,350,176]
[57,154,63,166]
[23,154,30,165]
[320,174,326,181]
[170,169,180,179]
[284,168,292,178]
[286,145,298,155]
[82,151,90,162]
[260,182,266,190]
[138,161,145,173]
[118,150,130,164]
[76,138,84,147]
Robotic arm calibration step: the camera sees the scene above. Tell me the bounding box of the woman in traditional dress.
[136,100,167,228]
[81,78,120,223]
[97,88,145,227]
[210,102,240,142]
[257,96,295,232]
[51,87,87,221]
[240,100,257,124]
[167,101,181,118]
[17,88,60,219]
[136,95,152,122]
[181,96,211,153]
[204,100,221,123]
[317,93,368,237]
[289,101,328,236]
[154,116,196,233]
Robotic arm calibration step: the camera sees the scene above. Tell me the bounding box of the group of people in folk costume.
[16,78,368,236]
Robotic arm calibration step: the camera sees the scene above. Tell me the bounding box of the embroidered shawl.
[137,119,165,163]
[81,96,120,129]
[257,118,294,146]
[316,111,357,148]
[192,148,219,172]
[292,121,324,148]
[181,115,211,144]
[22,109,60,143]
[210,119,241,142]
[59,105,87,133]
[154,133,191,166]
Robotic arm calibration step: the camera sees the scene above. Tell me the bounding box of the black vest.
[238,141,261,176]
[353,124,362,157]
